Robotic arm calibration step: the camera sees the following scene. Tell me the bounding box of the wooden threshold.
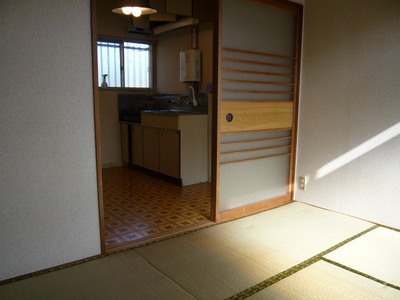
[105,220,214,253]
[218,195,291,222]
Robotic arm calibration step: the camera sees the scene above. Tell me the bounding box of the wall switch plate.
[298,176,307,190]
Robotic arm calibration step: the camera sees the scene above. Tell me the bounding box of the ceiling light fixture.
[112,0,157,17]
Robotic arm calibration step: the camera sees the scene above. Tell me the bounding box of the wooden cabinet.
[120,123,130,165]
[141,112,208,186]
[159,128,180,178]
[143,126,180,179]
[131,124,143,167]
[122,113,208,185]
[166,0,192,16]
[143,127,159,172]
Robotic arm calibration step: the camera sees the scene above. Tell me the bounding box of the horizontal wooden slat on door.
[220,100,293,133]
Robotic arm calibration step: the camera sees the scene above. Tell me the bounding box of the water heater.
[180,49,201,82]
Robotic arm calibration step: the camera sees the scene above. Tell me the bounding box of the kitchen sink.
[142,104,207,115]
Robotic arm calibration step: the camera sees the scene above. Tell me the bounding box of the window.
[97,39,153,89]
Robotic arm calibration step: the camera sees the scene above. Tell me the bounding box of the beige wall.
[96,0,213,165]
[295,0,400,229]
[0,0,100,281]
[156,22,213,94]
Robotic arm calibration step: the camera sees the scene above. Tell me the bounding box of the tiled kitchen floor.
[102,167,211,250]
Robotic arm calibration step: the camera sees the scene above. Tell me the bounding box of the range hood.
[153,17,199,35]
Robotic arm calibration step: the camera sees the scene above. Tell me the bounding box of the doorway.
[91,0,303,253]
[91,0,215,252]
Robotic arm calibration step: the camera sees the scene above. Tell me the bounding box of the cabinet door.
[120,123,131,165]
[166,0,192,16]
[131,124,143,167]
[143,127,160,172]
[159,129,180,178]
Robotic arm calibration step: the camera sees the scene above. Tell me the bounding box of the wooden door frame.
[211,0,303,222]
[91,0,303,253]
[90,0,106,254]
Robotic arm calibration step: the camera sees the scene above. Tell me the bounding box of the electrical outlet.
[298,176,307,190]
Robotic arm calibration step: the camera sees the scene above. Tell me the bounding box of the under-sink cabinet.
[142,126,180,178]
[121,112,208,186]
[131,124,144,167]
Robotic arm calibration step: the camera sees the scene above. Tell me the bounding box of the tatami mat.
[0,251,195,300]
[248,260,400,300]
[2,202,394,300]
[134,202,372,300]
[324,226,400,286]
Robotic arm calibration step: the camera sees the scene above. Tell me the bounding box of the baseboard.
[0,254,101,286]
[218,195,292,222]
[102,162,123,169]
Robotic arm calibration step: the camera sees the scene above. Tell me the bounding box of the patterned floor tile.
[102,167,211,249]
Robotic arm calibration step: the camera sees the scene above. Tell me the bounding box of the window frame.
[97,36,155,91]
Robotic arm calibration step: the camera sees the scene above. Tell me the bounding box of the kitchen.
[95,0,214,250]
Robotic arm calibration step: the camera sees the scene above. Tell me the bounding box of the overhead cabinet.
[150,0,214,21]
[166,0,192,16]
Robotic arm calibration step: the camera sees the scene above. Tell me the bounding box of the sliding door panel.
[215,0,302,218]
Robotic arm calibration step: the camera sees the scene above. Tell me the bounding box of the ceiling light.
[132,7,142,17]
[112,0,157,17]
[121,7,133,15]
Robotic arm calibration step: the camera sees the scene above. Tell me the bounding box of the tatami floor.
[1,202,399,299]
[102,167,211,250]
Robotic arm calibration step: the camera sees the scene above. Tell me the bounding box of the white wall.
[0,0,101,281]
[296,0,400,229]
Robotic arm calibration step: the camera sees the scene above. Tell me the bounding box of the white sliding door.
[214,0,302,220]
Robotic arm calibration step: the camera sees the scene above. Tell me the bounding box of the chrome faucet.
[189,85,198,106]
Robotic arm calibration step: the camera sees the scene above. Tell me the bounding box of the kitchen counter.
[142,109,207,116]
[120,109,206,125]
[141,110,206,130]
